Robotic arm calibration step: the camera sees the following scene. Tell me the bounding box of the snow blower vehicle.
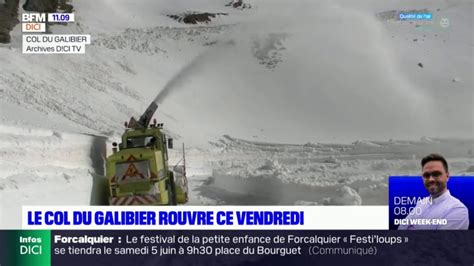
[106,102,188,205]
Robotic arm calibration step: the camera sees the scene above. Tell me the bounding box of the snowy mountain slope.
[0,0,473,227]
[86,0,473,144]
[2,0,472,143]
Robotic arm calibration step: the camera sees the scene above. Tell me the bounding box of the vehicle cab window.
[126,136,157,149]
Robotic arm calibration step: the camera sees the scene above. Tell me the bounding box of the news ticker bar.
[1,230,473,266]
[21,12,90,54]
[22,206,388,230]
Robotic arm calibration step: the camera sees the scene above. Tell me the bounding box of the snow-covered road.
[186,136,474,206]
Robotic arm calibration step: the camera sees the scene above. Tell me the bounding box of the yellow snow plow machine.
[106,102,188,205]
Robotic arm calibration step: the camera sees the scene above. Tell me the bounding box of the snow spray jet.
[153,41,235,104]
[134,41,235,128]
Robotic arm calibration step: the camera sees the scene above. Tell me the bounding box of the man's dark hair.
[421,153,448,172]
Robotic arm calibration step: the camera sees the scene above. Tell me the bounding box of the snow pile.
[0,125,107,227]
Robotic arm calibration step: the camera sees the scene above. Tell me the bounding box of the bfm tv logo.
[22,13,46,33]
[19,236,42,255]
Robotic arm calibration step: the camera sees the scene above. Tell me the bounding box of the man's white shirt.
[398,190,469,230]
